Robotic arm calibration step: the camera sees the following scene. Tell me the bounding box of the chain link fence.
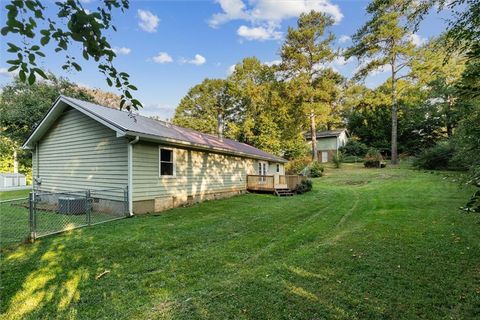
[0,187,128,247]
[0,197,31,246]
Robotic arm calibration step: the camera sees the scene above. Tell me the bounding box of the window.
[160,148,175,176]
[276,164,280,173]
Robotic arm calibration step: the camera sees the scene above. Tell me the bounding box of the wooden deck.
[246,175,306,193]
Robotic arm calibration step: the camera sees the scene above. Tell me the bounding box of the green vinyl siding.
[132,142,255,201]
[317,137,338,150]
[34,108,128,198]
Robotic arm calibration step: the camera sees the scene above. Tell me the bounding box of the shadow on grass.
[1,167,479,319]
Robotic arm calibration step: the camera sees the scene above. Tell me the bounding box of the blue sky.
[0,0,451,120]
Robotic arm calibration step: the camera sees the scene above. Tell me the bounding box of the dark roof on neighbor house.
[23,95,286,163]
[304,129,348,140]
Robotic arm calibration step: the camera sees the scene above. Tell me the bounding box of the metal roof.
[24,96,286,163]
[304,129,348,139]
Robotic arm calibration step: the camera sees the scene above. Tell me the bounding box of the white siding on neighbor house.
[132,142,259,201]
[255,161,285,175]
[33,108,128,195]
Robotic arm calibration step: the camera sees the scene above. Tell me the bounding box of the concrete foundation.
[133,189,246,214]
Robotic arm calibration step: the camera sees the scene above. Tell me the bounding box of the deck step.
[274,188,294,197]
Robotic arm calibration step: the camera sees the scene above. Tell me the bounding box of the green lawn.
[1,165,480,319]
[0,189,30,201]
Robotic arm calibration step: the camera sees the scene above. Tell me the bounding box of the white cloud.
[338,35,351,44]
[409,33,427,46]
[331,56,352,66]
[181,54,207,65]
[227,64,237,75]
[210,0,343,26]
[139,103,175,121]
[209,0,342,41]
[112,47,131,55]
[0,67,18,78]
[237,25,281,41]
[152,52,173,64]
[264,59,281,66]
[137,9,159,33]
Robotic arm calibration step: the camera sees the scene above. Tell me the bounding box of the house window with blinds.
[159,148,175,176]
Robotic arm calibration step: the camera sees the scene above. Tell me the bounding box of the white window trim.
[159,146,176,178]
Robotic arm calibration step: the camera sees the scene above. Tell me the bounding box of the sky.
[0,0,452,120]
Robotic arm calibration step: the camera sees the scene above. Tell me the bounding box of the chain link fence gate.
[0,187,128,247]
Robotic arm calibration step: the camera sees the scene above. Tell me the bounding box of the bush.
[332,152,344,169]
[285,157,311,175]
[309,161,324,177]
[412,142,458,170]
[296,179,313,194]
[339,140,369,157]
[364,148,385,168]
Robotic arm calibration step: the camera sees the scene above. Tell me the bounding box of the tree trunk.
[310,108,318,161]
[13,149,18,173]
[391,63,398,165]
[446,95,453,138]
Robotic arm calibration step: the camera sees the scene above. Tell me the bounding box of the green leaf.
[71,62,82,71]
[40,36,49,45]
[19,70,26,82]
[125,90,132,99]
[7,43,20,52]
[127,84,137,91]
[1,27,9,36]
[28,72,36,85]
[8,65,18,72]
[34,68,48,79]
[106,78,113,86]
[6,59,21,65]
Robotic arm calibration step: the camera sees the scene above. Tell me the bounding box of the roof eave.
[124,131,287,163]
[22,96,126,149]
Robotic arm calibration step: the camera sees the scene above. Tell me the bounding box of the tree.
[411,37,466,137]
[1,0,140,110]
[172,57,308,158]
[173,79,232,136]
[389,0,480,54]
[0,74,116,176]
[345,1,415,164]
[279,10,336,161]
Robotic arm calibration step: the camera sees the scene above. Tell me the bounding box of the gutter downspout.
[128,136,140,216]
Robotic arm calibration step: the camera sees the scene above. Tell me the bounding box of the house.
[305,129,349,163]
[22,96,288,214]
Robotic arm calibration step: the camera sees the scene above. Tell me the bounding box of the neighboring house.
[305,129,349,163]
[22,96,287,214]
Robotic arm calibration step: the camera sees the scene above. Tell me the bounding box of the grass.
[1,164,479,319]
[0,189,30,201]
[0,190,125,247]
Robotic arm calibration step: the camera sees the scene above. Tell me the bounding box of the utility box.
[58,196,87,215]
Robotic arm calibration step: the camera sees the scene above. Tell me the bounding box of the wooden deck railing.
[246,175,275,191]
[285,175,306,191]
[246,175,306,192]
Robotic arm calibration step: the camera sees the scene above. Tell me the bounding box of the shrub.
[285,157,311,175]
[364,148,384,168]
[296,179,313,194]
[309,161,324,177]
[332,152,344,169]
[339,140,369,157]
[412,142,457,170]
